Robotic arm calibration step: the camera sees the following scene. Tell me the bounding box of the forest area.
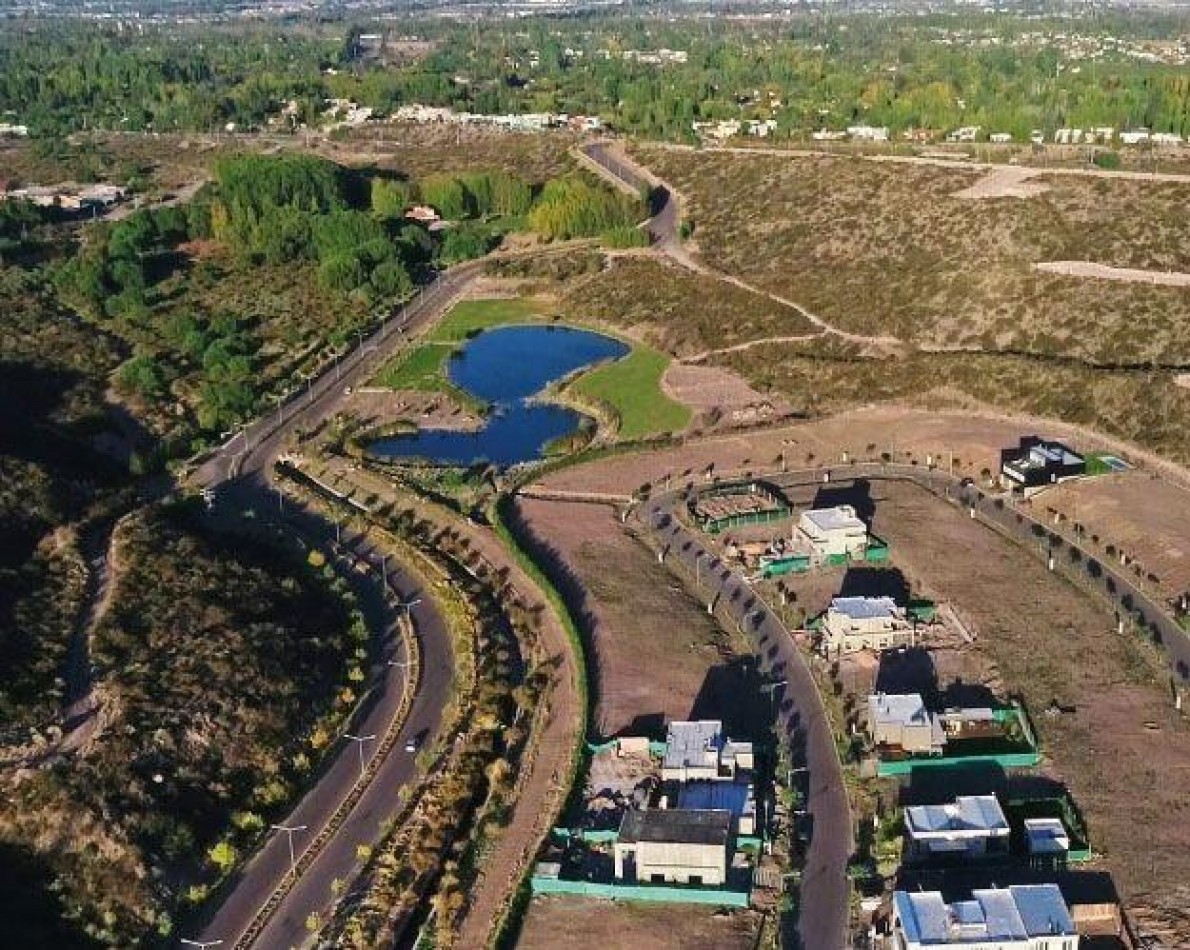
[1,12,1190,141]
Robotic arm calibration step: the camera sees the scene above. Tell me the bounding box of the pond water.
[368,324,629,467]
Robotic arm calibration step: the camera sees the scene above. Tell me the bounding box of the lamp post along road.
[270,823,307,883]
[345,733,376,783]
[181,940,224,949]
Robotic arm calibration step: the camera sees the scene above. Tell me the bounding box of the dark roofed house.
[613,808,732,885]
[1001,437,1085,490]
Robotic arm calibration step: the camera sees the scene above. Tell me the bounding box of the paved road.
[640,493,853,950]
[582,140,680,250]
[185,268,482,948]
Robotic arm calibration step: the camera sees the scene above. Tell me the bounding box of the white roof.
[802,505,865,533]
[831,596,899,621]
[895,885,1075,944]
[1025,817,1070,853]
[869,693,930,727]
[906,795,1008,835]
[663,720,722,771]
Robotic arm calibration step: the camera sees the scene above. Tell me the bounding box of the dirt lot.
[866,479,1190,915]
[540,405,1165,497]
[1038,473,1190,601]
[663,362,793,430]
[517,897,762,950]
[343,388,480,431]
[513,497,764,738]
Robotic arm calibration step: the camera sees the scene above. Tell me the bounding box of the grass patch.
[569,346,691,440]
[429,297,544,342]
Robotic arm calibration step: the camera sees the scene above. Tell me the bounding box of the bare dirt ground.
[540,405,1155,497]
[662,363,793,430]
[953,165,1052,200]
[517,897,762,950]
[1037,473,1190,599]
[1178,373,1190,391]
[514,497,759,737]
[344,388,480,431]
[869,480,1190,916]
[1034,261,1190,286]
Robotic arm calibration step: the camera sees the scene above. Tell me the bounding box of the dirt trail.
[679,331,826,363]
[586,141,906,354]
[1034,261,1190,286]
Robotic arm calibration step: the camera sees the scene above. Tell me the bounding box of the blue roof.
[831,596,898,621]
[895,885,1076,944]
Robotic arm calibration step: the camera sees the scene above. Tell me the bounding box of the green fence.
[693,481,791,534]
[864,539,891,562]
[877,749,1041,777]
[553,827,619,844]
[530,876,751,906]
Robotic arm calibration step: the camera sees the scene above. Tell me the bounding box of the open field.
[638,146,1190,366]
[559,254,816,358]
[1038,474,1190,601]
[513,497,762,738]
[866,479,1190,918]
[567,346,692,440]
[517,896,762,950]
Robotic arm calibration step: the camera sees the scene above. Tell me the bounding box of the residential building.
[847,124,889,141]
[904,795,1010,860]
[947,125,982,143]
[677,780,757,835]
[868,693,944,755]
[404,204,441,224]
[660,720,753,782]
[891,885,1078,949]
[1025,818,1070,857]
[795,504,869,560]
[613,808,732,885]
[1001,438,1085,490]
[822,596,913,655]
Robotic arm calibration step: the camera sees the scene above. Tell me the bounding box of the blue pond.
[369,324,629,466]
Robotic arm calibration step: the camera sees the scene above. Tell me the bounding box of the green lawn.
[569,346,691,440]
[429,297,544,342]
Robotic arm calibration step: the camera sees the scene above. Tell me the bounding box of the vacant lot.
[517,896,761,950]
[514,497,761,738]
[869,480,1190,914]
[1040,473,1190,601]
[639,147,1190,366]
[559,254,815,358]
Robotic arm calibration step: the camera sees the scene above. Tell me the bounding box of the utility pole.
[181,940,223,949]
[345,733,376,782]
[270,823,307,882]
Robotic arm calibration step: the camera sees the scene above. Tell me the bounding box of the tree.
[319,253,365,292]
[370,177,412,221]
[369,259,412,297]
[208,840,238,873]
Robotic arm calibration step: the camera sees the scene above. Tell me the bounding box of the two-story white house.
[822,596,914,655]
[904,795,1011,861]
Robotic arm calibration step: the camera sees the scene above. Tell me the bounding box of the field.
[638,147,1190,367]
[559,254,815,358]
[512,497,763,738]
[517,896,762,950]
[1039,474,1190,600]
[567,346,691,440]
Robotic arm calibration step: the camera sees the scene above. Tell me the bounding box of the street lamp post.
[270,823,308,882]
[181,940,224,949]
[695,550,705,588]
[345,732,376,782]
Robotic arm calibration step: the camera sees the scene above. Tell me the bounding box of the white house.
[795,505,869,561]
[847,124,889,142]
[613,808,732,885]
[892,885,1078,949]
[904,795,1010,860]
[821,596,913,655]
[868,693,944,755]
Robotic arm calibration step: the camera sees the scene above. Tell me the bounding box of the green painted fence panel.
[877,750,1041,777]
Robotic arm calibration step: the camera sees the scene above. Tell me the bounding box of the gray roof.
[662,720,722,772]
[895,885,1076,944]
[831,596,899,621]
[869,693,930,727]
[618,808,732,846]
[905,795,1008,835]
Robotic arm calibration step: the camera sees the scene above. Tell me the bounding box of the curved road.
[185,268,481,947]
